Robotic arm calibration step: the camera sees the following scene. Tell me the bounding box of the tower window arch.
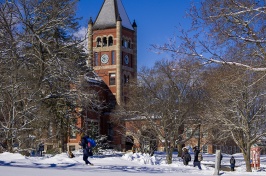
[103,37,107,47]
[122,39,124,47]
[96,37,101,47]
[122,38,131,48]
[123,40,128,48]
[124,75,129,84]
[108,36,113,46]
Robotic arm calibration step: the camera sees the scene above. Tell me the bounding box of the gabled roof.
[93,0,134,30]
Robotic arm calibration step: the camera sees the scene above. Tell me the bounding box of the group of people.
[76,138,238,171]
[181,146,236,171]
[181,146,203,169]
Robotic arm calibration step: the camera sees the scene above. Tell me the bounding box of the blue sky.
[76,0,196,69]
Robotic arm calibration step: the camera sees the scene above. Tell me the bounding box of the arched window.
[103,37,107,47]
[122,39,124,47]
[124,40,128,48]
[108,36,113,46]
[96,38,101,47]
[124,75,129,84]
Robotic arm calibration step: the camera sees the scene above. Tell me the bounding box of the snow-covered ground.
[0,150,265,176]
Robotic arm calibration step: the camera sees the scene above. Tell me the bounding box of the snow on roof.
[84,71,103,84]
[93,0,134,30]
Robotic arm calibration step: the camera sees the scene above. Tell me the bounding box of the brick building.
[67,0,137,151]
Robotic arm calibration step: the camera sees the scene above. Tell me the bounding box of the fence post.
[213,150,221,176]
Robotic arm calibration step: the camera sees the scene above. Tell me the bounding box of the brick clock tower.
[88,0,137,105]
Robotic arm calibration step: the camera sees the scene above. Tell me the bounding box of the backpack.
[86,137,96,148]
[198,153,203,161]
[184,153,191,162]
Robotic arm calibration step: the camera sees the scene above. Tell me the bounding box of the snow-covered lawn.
[0,151,265,176]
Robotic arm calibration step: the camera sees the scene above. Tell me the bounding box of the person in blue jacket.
[79,135,94,166]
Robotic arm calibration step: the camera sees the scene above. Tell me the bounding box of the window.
[202,145,208,153]
[69,145,76,151]
[108,36,113,46]
[123,40,128,48]
[186,128,192,138]
[103,37,107,47]
[109,73,116,85]
[70,128,77,139]
[203,131,208,138]
[96,38,101,47]
[122,39,131,48]
[111,51,115,65]
[108,123,114,141]
[47,145,53,151]
[194,130,200,138]
[94,52,98,66]
[124,75,129,84]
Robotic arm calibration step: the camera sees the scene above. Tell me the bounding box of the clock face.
[124,55,129,65]
[101,54,109,64]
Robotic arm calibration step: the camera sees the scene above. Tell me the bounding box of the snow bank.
[122,152,158,165]
[0,152,26,161]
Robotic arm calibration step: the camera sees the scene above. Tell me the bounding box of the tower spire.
[93,0,133,30]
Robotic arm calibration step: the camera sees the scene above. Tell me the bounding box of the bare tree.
[151,0,266,171]
[154,0,266,72]
[203,65,266,172]
[113,59,204,164]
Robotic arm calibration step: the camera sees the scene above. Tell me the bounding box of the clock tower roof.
[93,0,133,30]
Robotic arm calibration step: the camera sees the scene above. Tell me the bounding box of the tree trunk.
[165,142,173,164]
[243,147,252,172]
[177,143,183,157]
[6,138,13,152]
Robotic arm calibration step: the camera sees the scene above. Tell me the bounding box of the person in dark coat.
[79,136,93,166]
[230,156,236,171]
[181,147,191,166]
[220,153,223,168]
[193,146,202,170]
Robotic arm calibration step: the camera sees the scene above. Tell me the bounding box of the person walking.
[230,156,236,171]
[193,146,202,170]
[181,147,191,166]
[220,153,223,169]
[79,135,94,166]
